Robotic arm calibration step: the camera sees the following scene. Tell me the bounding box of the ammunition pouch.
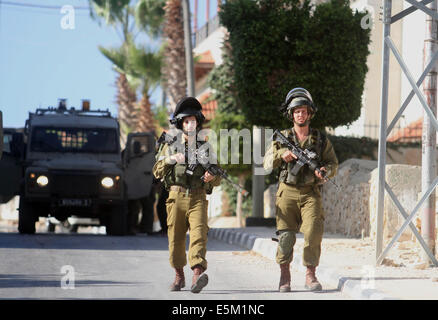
[279,162,301,185]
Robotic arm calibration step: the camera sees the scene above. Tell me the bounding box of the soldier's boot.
[279,263,291,292]
[190,265,208,294]
[305,266,322,291]
[170,268,185,291]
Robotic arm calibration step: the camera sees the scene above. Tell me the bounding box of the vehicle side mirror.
[11,132,24,158]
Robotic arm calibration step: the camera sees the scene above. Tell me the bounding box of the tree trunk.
[163,0,187,112]
[137,93,156,133]
[116,72,137,148]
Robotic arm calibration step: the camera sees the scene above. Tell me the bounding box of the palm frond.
[135,0,166,38]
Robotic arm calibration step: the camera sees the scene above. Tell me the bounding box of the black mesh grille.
[50,171,99,197]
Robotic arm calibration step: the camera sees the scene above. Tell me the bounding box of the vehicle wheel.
[18,197,36,234]
[106,203,127,236]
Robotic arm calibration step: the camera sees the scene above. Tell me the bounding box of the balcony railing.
[194,14,220,47]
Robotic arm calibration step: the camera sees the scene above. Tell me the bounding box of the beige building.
[335,0,429,141]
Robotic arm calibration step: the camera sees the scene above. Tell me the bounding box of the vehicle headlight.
[36,175,49,187]
[101,177,114,189]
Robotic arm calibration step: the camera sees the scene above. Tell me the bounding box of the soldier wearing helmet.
[170,97,206,132]
[263,88,338,292]
[152,96,221,294]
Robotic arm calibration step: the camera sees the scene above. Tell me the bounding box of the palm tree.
[134,0,166,133]
[89,0,138,144]
[90,0,165,141]
[98,44,138,140]
[127,43,163,133]
[162,0,187,112]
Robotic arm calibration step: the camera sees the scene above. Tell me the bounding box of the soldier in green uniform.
[263,88,338,292]
[153,97,221,293]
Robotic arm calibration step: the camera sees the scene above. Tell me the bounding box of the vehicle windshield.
[30,127,118,153]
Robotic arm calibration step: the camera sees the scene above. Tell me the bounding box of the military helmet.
[170,96,205,130]
[281,87,317,120]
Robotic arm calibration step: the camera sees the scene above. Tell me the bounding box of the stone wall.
[322,159,378,237]
[368,164,422,241]
[322,160,425,240]
[265,158,430,240]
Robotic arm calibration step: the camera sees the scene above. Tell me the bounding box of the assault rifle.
[157,131,249,196]
[157,131,177,146]
[196,151,249,197]
[273,129,340,190]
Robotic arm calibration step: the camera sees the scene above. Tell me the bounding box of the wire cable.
[0,1,90,10]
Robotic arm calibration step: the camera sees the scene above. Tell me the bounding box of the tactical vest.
[278,128,327,186]
[163,140,213,193]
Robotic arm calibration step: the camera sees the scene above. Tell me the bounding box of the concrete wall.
[0,196,18,221]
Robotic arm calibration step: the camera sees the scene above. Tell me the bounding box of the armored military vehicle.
[0,100,155,235]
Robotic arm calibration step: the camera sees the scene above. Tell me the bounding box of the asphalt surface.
[0,230,350,300]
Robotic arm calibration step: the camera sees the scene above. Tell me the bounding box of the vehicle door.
[0,117,25,204]
[123,132,156,200]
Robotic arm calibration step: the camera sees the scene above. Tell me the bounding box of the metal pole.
[378,176,438,264]
[421,0,437,265]
[182,0,195,97]
[376,0,392,265]
[206,0,210,24]
[161,89,167,110]
[194,0,198,33]
[252,126,265,219]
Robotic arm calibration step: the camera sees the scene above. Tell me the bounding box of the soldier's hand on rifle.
[281,150,298,163]
[170,153,185,164]
[315,167,327,181]
[202,171,215,183]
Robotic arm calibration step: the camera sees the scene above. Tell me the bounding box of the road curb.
[209,227,398,300]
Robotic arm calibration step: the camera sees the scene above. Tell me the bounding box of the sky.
[0,0,218,128]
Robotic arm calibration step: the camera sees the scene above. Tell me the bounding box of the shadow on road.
[0,232,246,252]
[0,232,169,251]
[201,288,342,295]
[0,273,140,288]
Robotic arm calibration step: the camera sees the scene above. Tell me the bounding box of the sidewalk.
[208,225,438,300]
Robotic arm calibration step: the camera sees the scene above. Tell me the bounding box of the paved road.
[0,231,351,300]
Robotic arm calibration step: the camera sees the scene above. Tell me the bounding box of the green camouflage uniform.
[263,127,338,267]
[153,142,221,271]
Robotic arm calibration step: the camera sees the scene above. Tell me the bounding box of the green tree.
[208,35,252,223]
[218,0,371,131]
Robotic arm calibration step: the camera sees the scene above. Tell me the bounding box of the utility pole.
[421,0,437,265]
[182,0,195,97]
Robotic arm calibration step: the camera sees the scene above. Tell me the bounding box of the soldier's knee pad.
[278,230,295,257]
